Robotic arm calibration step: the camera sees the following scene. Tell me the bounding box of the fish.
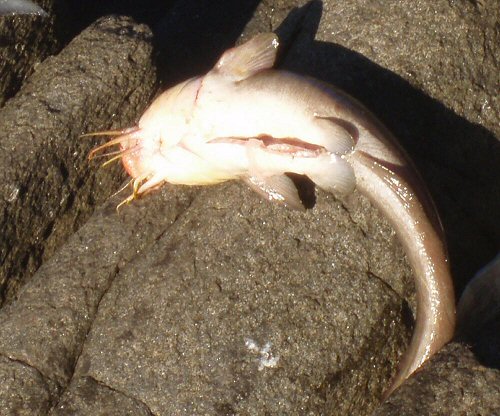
[0,0,47,16]
[87,33,456,398]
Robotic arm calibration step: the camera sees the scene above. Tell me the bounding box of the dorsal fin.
[214,33,279,81]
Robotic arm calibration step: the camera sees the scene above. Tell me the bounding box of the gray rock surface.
[0,15,157,303]
[53,376,154,416]
[48,184,408,415]
[0,355,57,415]
[0,0,57,107]
[0,0,498,415]
[0,185,197,414]
[374,343,500,416]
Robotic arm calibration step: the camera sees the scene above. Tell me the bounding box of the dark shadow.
[268,1,499,299]
[153,0,262,84]
[48,0,498,297]
[457,315,500,370]
[50,0,263,79]
[287,173,317,209]
[51,0,177,42]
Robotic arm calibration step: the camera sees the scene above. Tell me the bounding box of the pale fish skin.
[0,0,47,16]
[89,33,456,398]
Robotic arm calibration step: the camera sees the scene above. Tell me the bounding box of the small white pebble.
[244,338,280,370]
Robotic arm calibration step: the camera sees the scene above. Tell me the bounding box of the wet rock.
[0,0,498,414]
[0,185,197,414]
[374,343,500,416]
[0,0,57,107]
[0,15,157,303]
[52,184,409,415]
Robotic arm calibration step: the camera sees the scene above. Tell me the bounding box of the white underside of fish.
[88,32,456,399]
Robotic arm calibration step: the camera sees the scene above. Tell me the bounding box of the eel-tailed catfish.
[88,33,456,397]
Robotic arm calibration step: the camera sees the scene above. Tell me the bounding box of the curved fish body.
[89,33,456,397]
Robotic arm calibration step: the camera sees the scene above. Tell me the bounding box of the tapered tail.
[348,150,456,398]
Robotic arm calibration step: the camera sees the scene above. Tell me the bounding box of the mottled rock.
[51,377,153,416]
[374,343,500,416]
[0,355,58,415]
[0,15,157,303]
[62,183,409,415]
[0,0,498,414]
[0,185,197,413]
[0,0,57,107]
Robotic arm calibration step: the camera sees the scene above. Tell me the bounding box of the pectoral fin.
[243,174,305,211]
[306,154,356,195]
[313,115,357,154]
[215,33,279,81]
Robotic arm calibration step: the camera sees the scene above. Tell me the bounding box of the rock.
[49,184,409,415]
[51,377,153,416]
[0,15,157,303]
[0,0,57,107]
[0,185,197,414]
[0,0,498,414]
[374,343,500,416]
[0,355,58,415]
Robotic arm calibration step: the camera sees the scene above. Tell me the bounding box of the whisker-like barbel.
[80,127,139,138]
[100,146,142,167]
[88,135,138,160]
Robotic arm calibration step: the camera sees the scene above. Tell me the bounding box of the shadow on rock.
[276,0,499,295]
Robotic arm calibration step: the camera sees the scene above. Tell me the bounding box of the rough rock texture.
[0,0,498,415]
[52,377,154,416]
[374,343,500,416]
[270,0,500,293]
[0,185,197,414]
[47,184,408,416]
[0,16,157,303]
[0,355,57,415]
[0,0,57,107]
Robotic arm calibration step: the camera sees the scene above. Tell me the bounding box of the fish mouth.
[86,127,147,178]
[119,133,146,178]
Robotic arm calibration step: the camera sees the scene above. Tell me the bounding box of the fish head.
[118,77,203,178]
[136,76,202,148]
[116,33,281,186]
